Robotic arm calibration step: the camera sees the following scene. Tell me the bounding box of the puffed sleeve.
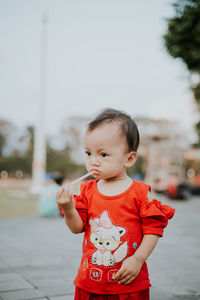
[73,182,88,232]
[138,184,175,237]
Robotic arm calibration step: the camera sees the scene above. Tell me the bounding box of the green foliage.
[0,122,85,178]
[192,82,200,108]
[46,146,85,178]
[0,133,5,157]
[0,119,15,157]
[164,0,200,72]
[164,0,200,146]
[0,150,31,174]
[127,156,145,177]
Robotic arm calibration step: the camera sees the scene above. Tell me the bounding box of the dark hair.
[87,108,140,152]
[54,176,65,186]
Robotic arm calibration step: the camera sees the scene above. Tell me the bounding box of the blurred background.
[0,0,200,218]
[0,1,200,299]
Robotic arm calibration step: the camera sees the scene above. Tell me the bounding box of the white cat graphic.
[89,211,128,266]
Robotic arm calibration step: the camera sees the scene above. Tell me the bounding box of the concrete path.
[0,196,200,300]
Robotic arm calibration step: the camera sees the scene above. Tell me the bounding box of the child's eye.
[85,151,91,156]
[100,152,108,157]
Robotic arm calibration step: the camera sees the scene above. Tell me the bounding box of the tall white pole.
[31,13,47,194]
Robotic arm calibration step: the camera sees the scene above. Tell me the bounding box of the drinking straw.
[65,171,94,187]
[46,171,94,199]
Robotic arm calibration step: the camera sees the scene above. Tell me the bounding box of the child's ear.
[125,151,137,168]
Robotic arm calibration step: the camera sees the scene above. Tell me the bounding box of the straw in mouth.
[62,171,94,188]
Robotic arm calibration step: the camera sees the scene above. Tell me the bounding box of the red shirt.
[60,179,175,294]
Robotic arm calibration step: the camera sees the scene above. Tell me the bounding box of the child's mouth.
[91,169,101,176]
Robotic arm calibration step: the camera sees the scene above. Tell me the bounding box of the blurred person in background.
[37,173,65,217]
[166,174,189,200]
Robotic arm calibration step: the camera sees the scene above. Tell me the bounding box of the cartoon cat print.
[89,211,128,266]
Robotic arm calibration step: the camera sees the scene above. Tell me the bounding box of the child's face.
[84,122,133,181]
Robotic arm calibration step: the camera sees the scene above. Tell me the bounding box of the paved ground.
[0,195,200,300]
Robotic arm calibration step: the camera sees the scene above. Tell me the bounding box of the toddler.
[57,108,175,300]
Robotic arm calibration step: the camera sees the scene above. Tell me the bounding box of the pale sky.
[0,0,197,139]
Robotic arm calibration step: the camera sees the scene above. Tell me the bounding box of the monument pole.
[31,13,47,194]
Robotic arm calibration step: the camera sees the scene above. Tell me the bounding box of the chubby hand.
[114,255,144,285]
[56,186,74,214]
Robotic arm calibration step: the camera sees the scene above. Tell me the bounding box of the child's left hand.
[114,255,144,285]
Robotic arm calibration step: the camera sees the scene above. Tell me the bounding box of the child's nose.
[91,156,100,166]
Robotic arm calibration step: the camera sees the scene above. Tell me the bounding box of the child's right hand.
[56,186,75,214]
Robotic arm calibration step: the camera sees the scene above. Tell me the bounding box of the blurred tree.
[46,145,85,178]
[0,119,15,156]
[127,156,145,178]
[163,0,200,146]
[20,125,34,173]
[0,150,31,174]
[0,122,85,178]
[0,125,34,175]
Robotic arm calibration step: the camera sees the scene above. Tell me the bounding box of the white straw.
[46,171,94,199]
[64,171,94,187]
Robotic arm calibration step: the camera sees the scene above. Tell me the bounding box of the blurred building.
[184,147,200,188]
[136,117,187,190]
